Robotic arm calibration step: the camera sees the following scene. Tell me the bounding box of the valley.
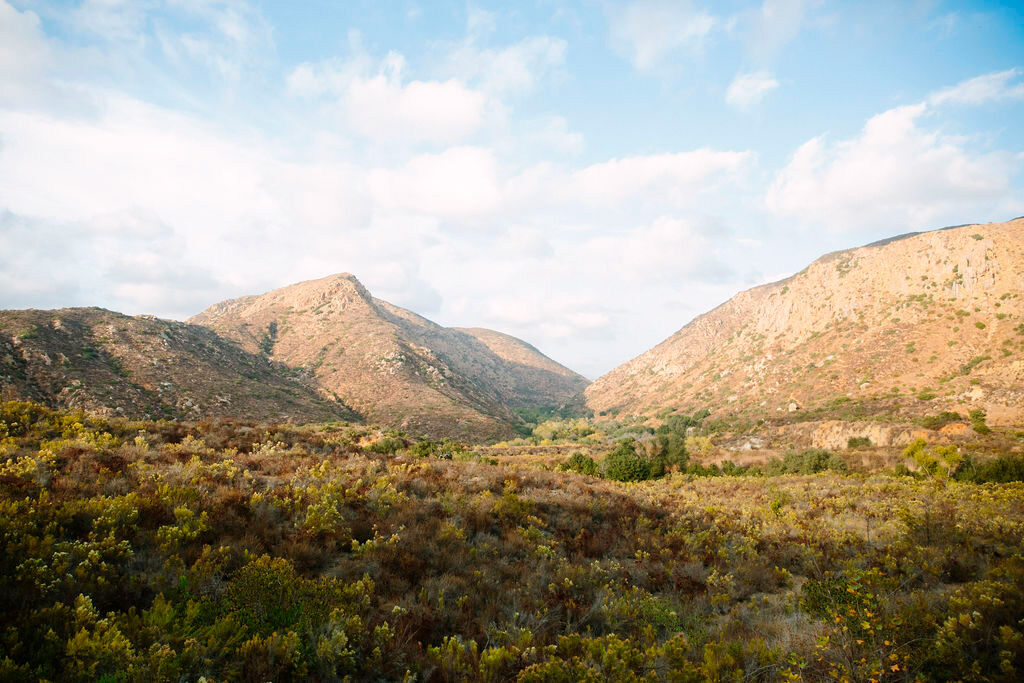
[2,218,1023,681]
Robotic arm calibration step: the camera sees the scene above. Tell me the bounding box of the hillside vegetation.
[0,309,357,424]
[190,273,589,440]
[2,401,1023,681]
[587,218,1024,433]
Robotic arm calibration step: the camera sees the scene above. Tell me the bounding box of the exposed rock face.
[190,273,589,440]
[586,218,1024,426]
[0,308,357,423]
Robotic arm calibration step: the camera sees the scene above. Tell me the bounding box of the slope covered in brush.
[587,218,1024,426]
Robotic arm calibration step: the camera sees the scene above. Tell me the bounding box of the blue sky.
[1,1,1023,378]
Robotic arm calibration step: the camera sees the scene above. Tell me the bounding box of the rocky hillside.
[190,274,589,439]
[586,218,1024,427]
[0,308,358,423]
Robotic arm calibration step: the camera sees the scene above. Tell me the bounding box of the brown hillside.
[0,308,358,423]
[189,273,589,440]
[586,218,1024,427]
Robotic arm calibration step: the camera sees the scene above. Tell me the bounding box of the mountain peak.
[189,274,588,439]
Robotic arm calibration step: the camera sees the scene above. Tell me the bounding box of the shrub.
[969,409,990,434]
[957,452,1024,483]
[366,436,406,454]
[601,441,651,482]
[920,411,964,430]
[847,436,872,449]
[685,435,715,458]
[903,438,962,478]
[560,452,599,476]
[409,439,465,459]
[649,431,688,473]
[959,355,990,375]
[764,449,847,475]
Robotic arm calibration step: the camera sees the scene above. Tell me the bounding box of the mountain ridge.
[586,217,1024,428]
[189,273,589,439]
[0,307,358,423]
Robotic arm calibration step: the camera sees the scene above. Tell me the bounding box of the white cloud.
[288,50,489,145]
[929,68,1024,106]
[766,103,1019,231]
[0,1,51,103]
[524,115,584,155]
[750,0,810,61]
[584,216,734,285]
[465,5,497,36]
[608,0,716,71]
[348,73,487,144]
[551,149,752,208]
[64,0,274,84]
[438,35,567,95]
[927,11,959,38]
[68,0,148,44]
[367,146,502,217]
[726,71,778,109]
[0,94,374,315]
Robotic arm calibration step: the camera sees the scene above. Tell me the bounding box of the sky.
[1,1,1023,379]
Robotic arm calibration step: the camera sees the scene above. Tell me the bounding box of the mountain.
[586,218,1024,428]
[0,308,358,423]
[189,273,589,439]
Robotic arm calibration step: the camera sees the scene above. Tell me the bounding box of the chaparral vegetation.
[2,400,1024,681]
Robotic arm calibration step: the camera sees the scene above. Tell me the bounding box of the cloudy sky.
[1,1,1022,378]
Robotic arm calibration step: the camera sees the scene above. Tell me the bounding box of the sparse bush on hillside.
[763,448,848,476]
[847,436,872,449]
[969,409,991,434]
[366,436,407,454]
[920,411,964,430]
[409,438,465,459]
[960,355,991,375]
[685,435,715,457]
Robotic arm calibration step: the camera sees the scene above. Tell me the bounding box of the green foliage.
[846,436,872,449]
[919,411,964,429]
[956,452,1024,483]
[532,417,596,442]
[763,448,847,475]
[408,438,465,459]
[685,435,715,457]
[601,441,651,482]
[969,408,991,434]
[960,355,991,375]
[365,436,406,454]
[258,320,278,356]
[560,452,599,476]
[903,438,963,478]
[515,404,588,426]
